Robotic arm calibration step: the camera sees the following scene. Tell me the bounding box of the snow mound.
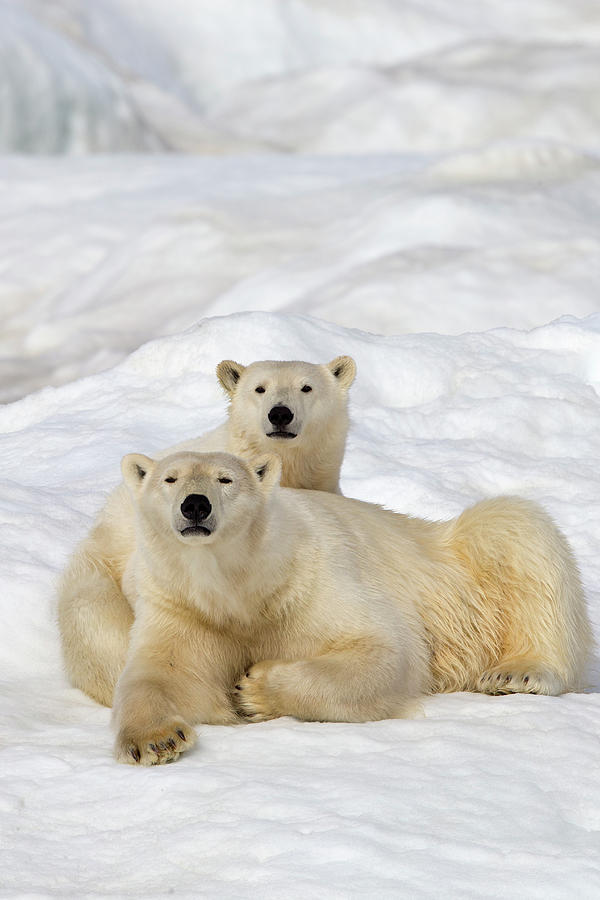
[1,312,600,896]
[3,152,600,402]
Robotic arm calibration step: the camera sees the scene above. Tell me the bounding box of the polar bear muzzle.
[267,405,297,438]
[179,493,213,536]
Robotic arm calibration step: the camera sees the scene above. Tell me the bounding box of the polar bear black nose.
[181,494,212,521]
[268,405,294,427]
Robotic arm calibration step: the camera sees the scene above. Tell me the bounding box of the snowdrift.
[3,150,600,402]
[2,311,600,897]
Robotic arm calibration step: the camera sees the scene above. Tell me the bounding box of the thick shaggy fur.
[58,356,356,707]
[100,451,590,765]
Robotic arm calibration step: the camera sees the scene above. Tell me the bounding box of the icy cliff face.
[0,1,155,152]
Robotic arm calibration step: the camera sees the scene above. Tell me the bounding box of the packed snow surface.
[2,312,600,898]
[2,0,600,896]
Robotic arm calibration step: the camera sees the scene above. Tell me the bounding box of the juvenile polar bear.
[173,355,356,493]
[58,356,356,707]
[110,450,591,765]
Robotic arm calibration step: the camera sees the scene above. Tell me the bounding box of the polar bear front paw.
[233,661,280,722]
[115,717,196,765]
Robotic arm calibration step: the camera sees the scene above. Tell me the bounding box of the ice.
[4,1,600,154]
[2,0,600,896]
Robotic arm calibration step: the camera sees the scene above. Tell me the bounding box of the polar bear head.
[121,450,281,547]
[216,356,356,458]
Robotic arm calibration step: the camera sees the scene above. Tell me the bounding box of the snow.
[3,313,600,897]
[2,0,600,896]
[4,0,600,155]
[3,150,600,402]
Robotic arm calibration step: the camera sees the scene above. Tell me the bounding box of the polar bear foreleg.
[112,619,242,764]
[234,641,418,723]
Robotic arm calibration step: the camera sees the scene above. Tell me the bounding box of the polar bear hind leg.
[451,497,592,696]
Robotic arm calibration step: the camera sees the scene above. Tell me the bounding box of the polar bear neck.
[226,420,347,494]
[138,496,306,629]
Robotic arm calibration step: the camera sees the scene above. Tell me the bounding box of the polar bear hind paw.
[477,665,564,696]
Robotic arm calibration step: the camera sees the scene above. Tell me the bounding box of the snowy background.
[2,1,600,896]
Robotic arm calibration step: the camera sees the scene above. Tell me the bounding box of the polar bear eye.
[164,476,177,483]
[255,386,265,394]
[218,477,232,484]
[301,385,312,393]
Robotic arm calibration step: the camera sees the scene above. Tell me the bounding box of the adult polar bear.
[58,355,356,707]
[111,450,592,765]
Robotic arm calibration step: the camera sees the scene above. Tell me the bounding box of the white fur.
[171,355,355,492]
[106,451,592,765]
[58,356,356,706]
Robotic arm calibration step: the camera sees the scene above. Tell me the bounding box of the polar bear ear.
[325,355,356,390]
[121,453,155,492]
[216,360,246,397]
[253,455,282,492]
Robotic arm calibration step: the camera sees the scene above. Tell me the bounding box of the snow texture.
[1,1,600,897]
